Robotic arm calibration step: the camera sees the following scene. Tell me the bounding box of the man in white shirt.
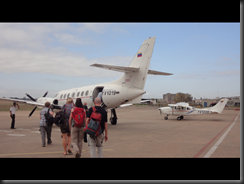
[10,102,20,129]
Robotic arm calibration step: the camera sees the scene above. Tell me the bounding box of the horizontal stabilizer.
[90,63,139,73]
[148,70,173,75]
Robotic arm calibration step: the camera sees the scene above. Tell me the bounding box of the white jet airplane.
[0,37,173,125]
[158,98,228,121]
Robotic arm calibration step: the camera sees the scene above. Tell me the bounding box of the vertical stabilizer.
[111,37,156,90]
[209,98,228,114]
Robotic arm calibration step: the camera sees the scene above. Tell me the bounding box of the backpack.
[72,108,85,128]
[44,108,54,126]
[54,106,66,127]
[84,106,102,137]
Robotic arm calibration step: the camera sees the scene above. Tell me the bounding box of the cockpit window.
[54,93,58,97]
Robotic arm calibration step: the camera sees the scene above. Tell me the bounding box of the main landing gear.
[177,116,184,121]
[110,108,118,125]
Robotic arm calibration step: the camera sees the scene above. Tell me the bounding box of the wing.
[107,99,149,110]
[0,97,44,107]
[168,104,189,108]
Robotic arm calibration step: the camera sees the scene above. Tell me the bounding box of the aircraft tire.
[110,117,117,125]
[180,116,184,120]
[177,117,181,121]
[164,116,168,120]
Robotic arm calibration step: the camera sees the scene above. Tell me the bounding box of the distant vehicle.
[209,102,217,107]
[158,98,228,121]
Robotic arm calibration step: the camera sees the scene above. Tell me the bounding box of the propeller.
[25,93,36,102]
[26,91,48,118]
[28,106,37,118]
[43,91,48,97]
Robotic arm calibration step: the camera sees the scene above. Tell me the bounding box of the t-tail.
[90,37,172,104]
[90,37,172,101]
[114,36,157,90]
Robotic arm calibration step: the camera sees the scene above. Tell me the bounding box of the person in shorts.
[60,98,74,155]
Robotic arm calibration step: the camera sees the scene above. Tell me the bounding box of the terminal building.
[199,96,240,107]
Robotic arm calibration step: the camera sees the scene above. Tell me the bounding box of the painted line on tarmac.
[31,131,41,133]
[17,128,30,130]
[7,134,26,136]
[0,130,13,132]
[204,112,240,158]
[0,149,113,156]
[193,113,240,158]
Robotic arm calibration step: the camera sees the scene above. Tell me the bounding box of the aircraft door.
[92,86,105,106]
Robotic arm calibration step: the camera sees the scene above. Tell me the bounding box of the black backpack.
[54,106,66,127]
[45,108,54,126]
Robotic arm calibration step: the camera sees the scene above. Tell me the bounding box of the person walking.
[10,102,20,129]
[40,102,53,147]
[69,98,86,158]
[61,98,74,155]
[85,97,108,158]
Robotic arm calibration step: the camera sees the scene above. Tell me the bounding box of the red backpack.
[72,107,85,128]
[84,106,102,137]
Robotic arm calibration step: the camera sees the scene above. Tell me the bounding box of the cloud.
[0,47,132,78]
[0,23,133,78]
[211,70,240,76]
[214,57,238,66]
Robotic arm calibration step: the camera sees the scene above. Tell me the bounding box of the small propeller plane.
[158,98,228,121]
[0,36,173,125]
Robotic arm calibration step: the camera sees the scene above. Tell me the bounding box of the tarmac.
[0,105,240,158]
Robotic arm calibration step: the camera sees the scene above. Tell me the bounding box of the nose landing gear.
[110,108,117,125]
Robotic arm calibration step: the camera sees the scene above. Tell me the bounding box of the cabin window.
[67,93,70,98]
[187,107,190,110]
[85,90,89,96]
[64,94,66,99]
[77,92,80,97]
[81,91,84,96]
[72,92,75,98]
[60,94,63,99]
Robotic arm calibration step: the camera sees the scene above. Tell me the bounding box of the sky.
[0,23,240,100]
